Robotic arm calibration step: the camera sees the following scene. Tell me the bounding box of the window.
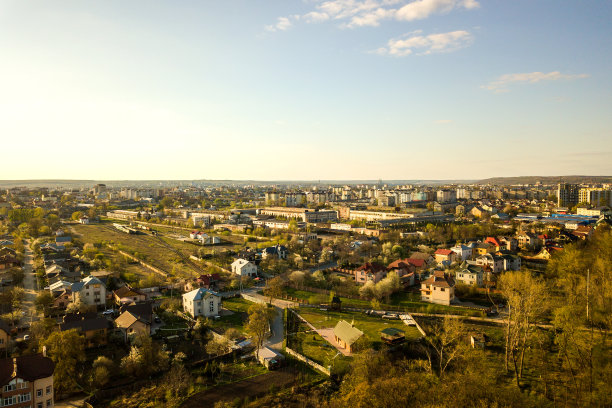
[440,288,445,292]
[37,389,43,397]
[38,402,43,408]
[46,386,51,395]
[47,399,52,407]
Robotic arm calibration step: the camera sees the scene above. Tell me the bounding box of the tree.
[264,276,284,304]
[498,271,548,388]
[246,303,275,359]
[205,335,233,357]
[91,356,114,389]
[35,291,54,315]
[40,329,86,395]
[423,317,470,378]
[70,211,83,221]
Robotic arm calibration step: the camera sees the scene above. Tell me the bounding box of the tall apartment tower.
[557,183,580,208]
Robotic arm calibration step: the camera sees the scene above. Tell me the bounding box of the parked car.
[382,314,400,320]
[23,335,30,341]
[102,309,115,316]
[154,316,161,323]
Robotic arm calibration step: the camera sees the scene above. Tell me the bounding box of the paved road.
[19,240,39,327]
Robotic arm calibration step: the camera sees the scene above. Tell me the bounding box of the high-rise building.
[578,188,612,207]
[557,183,580,207]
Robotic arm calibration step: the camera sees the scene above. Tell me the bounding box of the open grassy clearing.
[71,222,206,278]
[283,287,485,317]
[297,307,422,345]
[210,297,256,334]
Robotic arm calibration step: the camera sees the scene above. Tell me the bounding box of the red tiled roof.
[406,258,426,267]
[434,249,453,256]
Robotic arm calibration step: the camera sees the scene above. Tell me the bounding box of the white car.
[102,309,115,316]
[23,335,30,341]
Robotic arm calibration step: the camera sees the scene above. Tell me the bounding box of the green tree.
[246,303,275,359]
[40,329,86,395]
[264,276,284,304]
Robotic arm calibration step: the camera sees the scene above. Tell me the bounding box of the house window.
[209,300,214,312]
[47,398,52,407]
[0,338,3,344]
[38,402,43,408]
[37,389,43,397]
[46,386,51,395]
[440,288,445,292]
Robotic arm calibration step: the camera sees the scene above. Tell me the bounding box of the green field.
[296,307,422,345]
[283,287,485,317]
[210,296,256,334]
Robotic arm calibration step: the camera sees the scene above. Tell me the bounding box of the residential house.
[473,242,496,256]
[115,303,154,341]
[70,276,107,308]
[455,264,484,287]
[59,314,110,348]
[182,288,222,318]
[501,254,522,271]
[386,259,416,286]
[55,236,72,245]
[0,354,55,408]
[420,271,455,305]
[113,285,146,306]
[354,262,387,284]
[184,273,221,292]
[52,289,72,310]
[517,232,537,249]
[0,321,9,351]
[499,237,518,251]
[572,225,593,240]
[0,254,20,270]
[333,320,363,353]
[475,253,505,274]
[450,244,472,262]
[434,249,456,266]
[231,259,258,278]
[261,245,288,260]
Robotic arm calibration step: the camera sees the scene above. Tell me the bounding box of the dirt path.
[180,367,298,408]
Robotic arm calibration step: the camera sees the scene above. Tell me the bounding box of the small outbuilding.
[380,327,406,345]
[257,347,284,370]
[333,320,363,353]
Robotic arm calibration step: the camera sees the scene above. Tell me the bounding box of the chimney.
[42,345,47,357]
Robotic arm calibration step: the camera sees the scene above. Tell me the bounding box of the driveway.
[266,307,284,351]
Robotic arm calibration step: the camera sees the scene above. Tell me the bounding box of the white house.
[182,288,221,318]
[451,244,472,261]
[231,259,258,277]
[71,276,107,308]
[420,271,455,306]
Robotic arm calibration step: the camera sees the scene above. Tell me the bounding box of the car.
[154,316,161,323]
[102,309,115,316]
[382,314,400,320]
[23,335,30,341]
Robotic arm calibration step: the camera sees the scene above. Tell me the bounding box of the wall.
[284,347,330,376]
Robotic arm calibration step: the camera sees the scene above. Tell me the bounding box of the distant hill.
[477,175,612,185]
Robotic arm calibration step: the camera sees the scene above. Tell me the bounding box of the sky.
[0,0,611,181]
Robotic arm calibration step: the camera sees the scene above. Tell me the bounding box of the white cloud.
[396,0,479,22]
[483,71,590,93]
[377,30,472,56]
[265,16,295,32]
[266,0,479,31]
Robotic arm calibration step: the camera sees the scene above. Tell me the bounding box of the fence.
[240,293,267,305]
[285,347,330,376]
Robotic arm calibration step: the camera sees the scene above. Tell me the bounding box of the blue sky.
[0,0,610,180]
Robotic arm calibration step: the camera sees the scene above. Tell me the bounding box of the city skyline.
[1,1,611,180]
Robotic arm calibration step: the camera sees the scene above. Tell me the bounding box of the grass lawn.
[283,287,484,317]
[296,307,422,346]
[211,297,256,334]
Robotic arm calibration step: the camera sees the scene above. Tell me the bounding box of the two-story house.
[70,276,107,308]
[420,271,455,305]
[354,262,387,285]
[182,288,222,318]
[455,264,484,287]
[231,259,258,278]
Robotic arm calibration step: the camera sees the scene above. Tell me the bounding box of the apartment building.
[0,354,55,408]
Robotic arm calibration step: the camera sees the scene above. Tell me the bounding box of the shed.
[380,327,405,345]
[257,347,284,370]
[333,320,363,353]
